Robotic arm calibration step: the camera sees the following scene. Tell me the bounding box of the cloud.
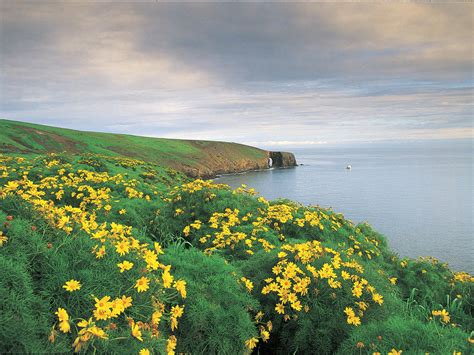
[0,1,472,146]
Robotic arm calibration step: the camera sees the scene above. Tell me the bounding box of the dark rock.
[268,151,297,168]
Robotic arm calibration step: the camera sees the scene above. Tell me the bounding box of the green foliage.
[0,254,57,353]
[0,119,268,175]
[162,246,258,353]
[337,315,469,354]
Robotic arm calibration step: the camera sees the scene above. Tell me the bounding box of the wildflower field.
[0,152,472,354]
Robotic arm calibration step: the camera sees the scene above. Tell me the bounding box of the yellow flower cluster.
[261,240,383,325]
[194,207,274,255]
[432,309,450,324]
[55,307,71,333]
[344,307,361,326]
[0,155,186,354]
[73,317,108,352]
[240,277,254,292]
[453,271,474,283]
[157,178,391,349]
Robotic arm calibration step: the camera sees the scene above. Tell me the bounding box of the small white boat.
[346,165,352,170]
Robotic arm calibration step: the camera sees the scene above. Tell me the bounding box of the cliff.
[268,151,297,168]
[0,119,296,178]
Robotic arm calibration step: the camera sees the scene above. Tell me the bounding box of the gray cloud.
[0,1,472,146]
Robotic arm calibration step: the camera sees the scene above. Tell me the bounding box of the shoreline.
[209,164,298,181]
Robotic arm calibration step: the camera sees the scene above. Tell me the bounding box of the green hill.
[0,121,472,354]
[0,119,271,177]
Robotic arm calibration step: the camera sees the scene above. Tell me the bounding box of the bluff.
[268,151,297,168]
[0,119,296,178]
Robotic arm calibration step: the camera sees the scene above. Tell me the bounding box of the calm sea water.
[215,140,473,273]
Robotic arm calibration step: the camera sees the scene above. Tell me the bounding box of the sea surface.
[215,140,473,273]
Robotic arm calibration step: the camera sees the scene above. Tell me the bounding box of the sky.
[0,1,473,148]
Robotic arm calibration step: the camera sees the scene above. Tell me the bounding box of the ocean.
[215,140,473,273]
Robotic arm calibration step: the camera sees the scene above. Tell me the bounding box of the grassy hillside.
[0,119,269,177]
[0,121,474,355]
[0,130,472,354]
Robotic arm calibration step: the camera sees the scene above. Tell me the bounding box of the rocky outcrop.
[268,151,298,168]
[181,157,270,178]
[184,150,297,178]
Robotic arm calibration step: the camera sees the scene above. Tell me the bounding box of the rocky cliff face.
[268,151,298,168]
[181,156,270,178]
[184,150,297,178]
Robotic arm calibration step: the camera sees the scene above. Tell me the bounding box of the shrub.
[162,246,258,353]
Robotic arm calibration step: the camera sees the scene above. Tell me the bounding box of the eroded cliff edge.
[181,149,297,178]
[268,151,298,168]
[183,149,298,178]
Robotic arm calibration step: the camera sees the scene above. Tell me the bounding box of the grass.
[0,119,268,177]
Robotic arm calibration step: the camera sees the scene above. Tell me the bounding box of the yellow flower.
[119,209,126,215]
[95,296,112,310]
[166,335,177,355]
[55,307,69,323]
[261,329,270,342]
[63,279,81,292]
[279,278,292,289]
[389,277,398,285]
[245,337,258,350]
[89,326,107,339]
[388,349,402,355]
[59,320,71,333]
[111,298,125,317]
[55,308,70,333]
[290,300,302,311]
[134,277,150,293]
[275,303,285,314]
[95,245,106,259]
[151,310,162,326]
[170,305,185,330]
[117,260,134,273]
[171,304,184,318]
[432,309,450,324]
[139,349,150,355]
[94,307,112,321]
[0,232,8,246]
[154,242,164,255]
[344,307,361,326]
[162,268,174,288]
[328,278,342,289]
[115,240,130,256]
[318,263,336,279]
[144,249,159,270]
[372,293,384,305]
[121,295,133,309]
[174,280,187,298]
[183,226,191,236]
[241,277,254,292]
[341,270,351,280]
[131,322,143,341]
